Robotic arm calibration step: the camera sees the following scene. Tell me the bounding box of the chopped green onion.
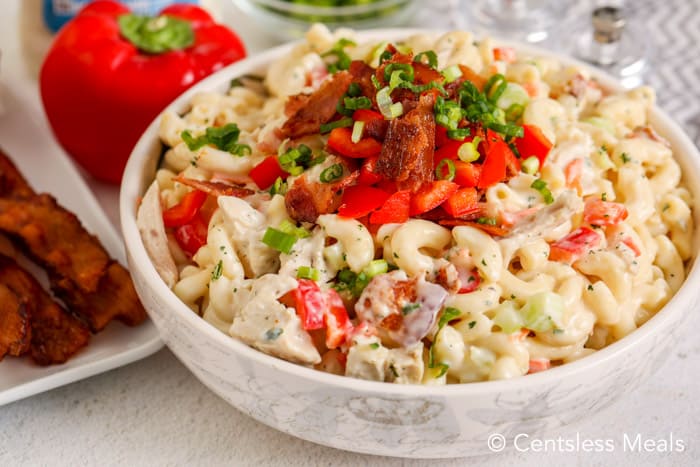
[279,219,311,239]
[438,307,461,329]
[531,179,554,204]
[351,120,365,143]
[496,83,530,112]
[320,117,353,134]
[521,156,540,174]
[475,217,497,225]
[320,163,344,183]
[428,307,462,373]
[458,137,481,162]
[347,82,362,97]
[369,342,380,349]
[322,38,356,73]
[268,177,287,196]
[435,159,456,181]
[181,123,250,156]
[505,103,524,122]
[441,64,463,83]
[389,69,406,91]
[389,102,404,118]
[262,227,297,254]
[376,86,393,118]
[297,266,320,281]
[343,96,372,110]
[364,259,388,278]
[378,49,393,65]
[383,63,414,83]
[484,74,508,103]
[414,50,438,69]
[447,128,471,140]
[370,75,382,89]
[333,268,369,298]
[278,144,313,175]
[211,260,223,281]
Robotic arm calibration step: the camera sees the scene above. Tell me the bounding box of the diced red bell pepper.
[477,140,509,188]
[458,268,481,294]
[409,180,459,216]
[622,237,641,257]
[249,155,287,190]
[513,124,553,167]
[434,139,465,166]
[358,156,383,185]
[549,227,602,264]
[528,358,551,374]
[352,109,383,123]
[338,185,391,218]
[435,124,449,149]
[454,161,481,187]
[443,187,479,217]
[174,213,208,257]
[327,127,382,159]
[369,190,411,224]
[583,199,629,226]
[493,47,516,63]
[294,279,326,330]
[324,289,353,349]
[162,189,207,227]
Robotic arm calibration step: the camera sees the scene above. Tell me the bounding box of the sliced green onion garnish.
[279,219,311,239]
[383,63,414,83]
[371,75,382,89]
[447,128,470,140]
[376,86,393,118]
[389,69,406,91]
[268,177,287,195]
[475,217,497,225]
[320,117,353,134]
[262,227,297,254]
[297,266,320,281]
[458,137,481,162]
[505,103,524,122]
[521,156,540,175]
[484,74,508,103]
[351,120,365,143]
[441,64,463,83]
[435,158,456,181]
[320,163,344,183]
[414,50,438,69]
[364,259,388,278]
[531,179,554,204]
[389,102,404,119]
[344,96,372,110]
[347,82,362,97]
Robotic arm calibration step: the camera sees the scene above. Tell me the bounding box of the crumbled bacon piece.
[174,175,254,198]
[281,71,353,139]
[375,94,436,192]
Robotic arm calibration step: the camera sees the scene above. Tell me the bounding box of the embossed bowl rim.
[121,28,700,396]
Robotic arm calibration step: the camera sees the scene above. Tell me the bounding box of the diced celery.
[496,82,530,111]
[520,292,565,332]
[492,301,525,334]
[582,116,616,135]
[441,65,463,83]
[364,259,388,278]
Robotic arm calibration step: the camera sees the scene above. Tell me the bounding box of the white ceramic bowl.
[120,30,700,458]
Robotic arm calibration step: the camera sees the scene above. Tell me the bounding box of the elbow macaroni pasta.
[138,26,695,385]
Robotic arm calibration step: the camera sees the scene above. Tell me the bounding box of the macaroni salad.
[137,25,694,384]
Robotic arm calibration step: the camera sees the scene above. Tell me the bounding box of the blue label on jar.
[43,0,200,33]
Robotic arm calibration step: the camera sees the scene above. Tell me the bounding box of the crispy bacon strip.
[174,175,254,198]
[281,70,353,139]
[285,170,359,223]
[0,195,111,294]
[0,283,31,360]
[375,94,436,192]
[0,255,89,364]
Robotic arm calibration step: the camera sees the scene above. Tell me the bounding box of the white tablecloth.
[1,1,698,465]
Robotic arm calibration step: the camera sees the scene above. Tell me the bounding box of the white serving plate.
[0,74,162,406]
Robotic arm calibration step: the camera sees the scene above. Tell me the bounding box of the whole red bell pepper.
[40,1,246,184]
